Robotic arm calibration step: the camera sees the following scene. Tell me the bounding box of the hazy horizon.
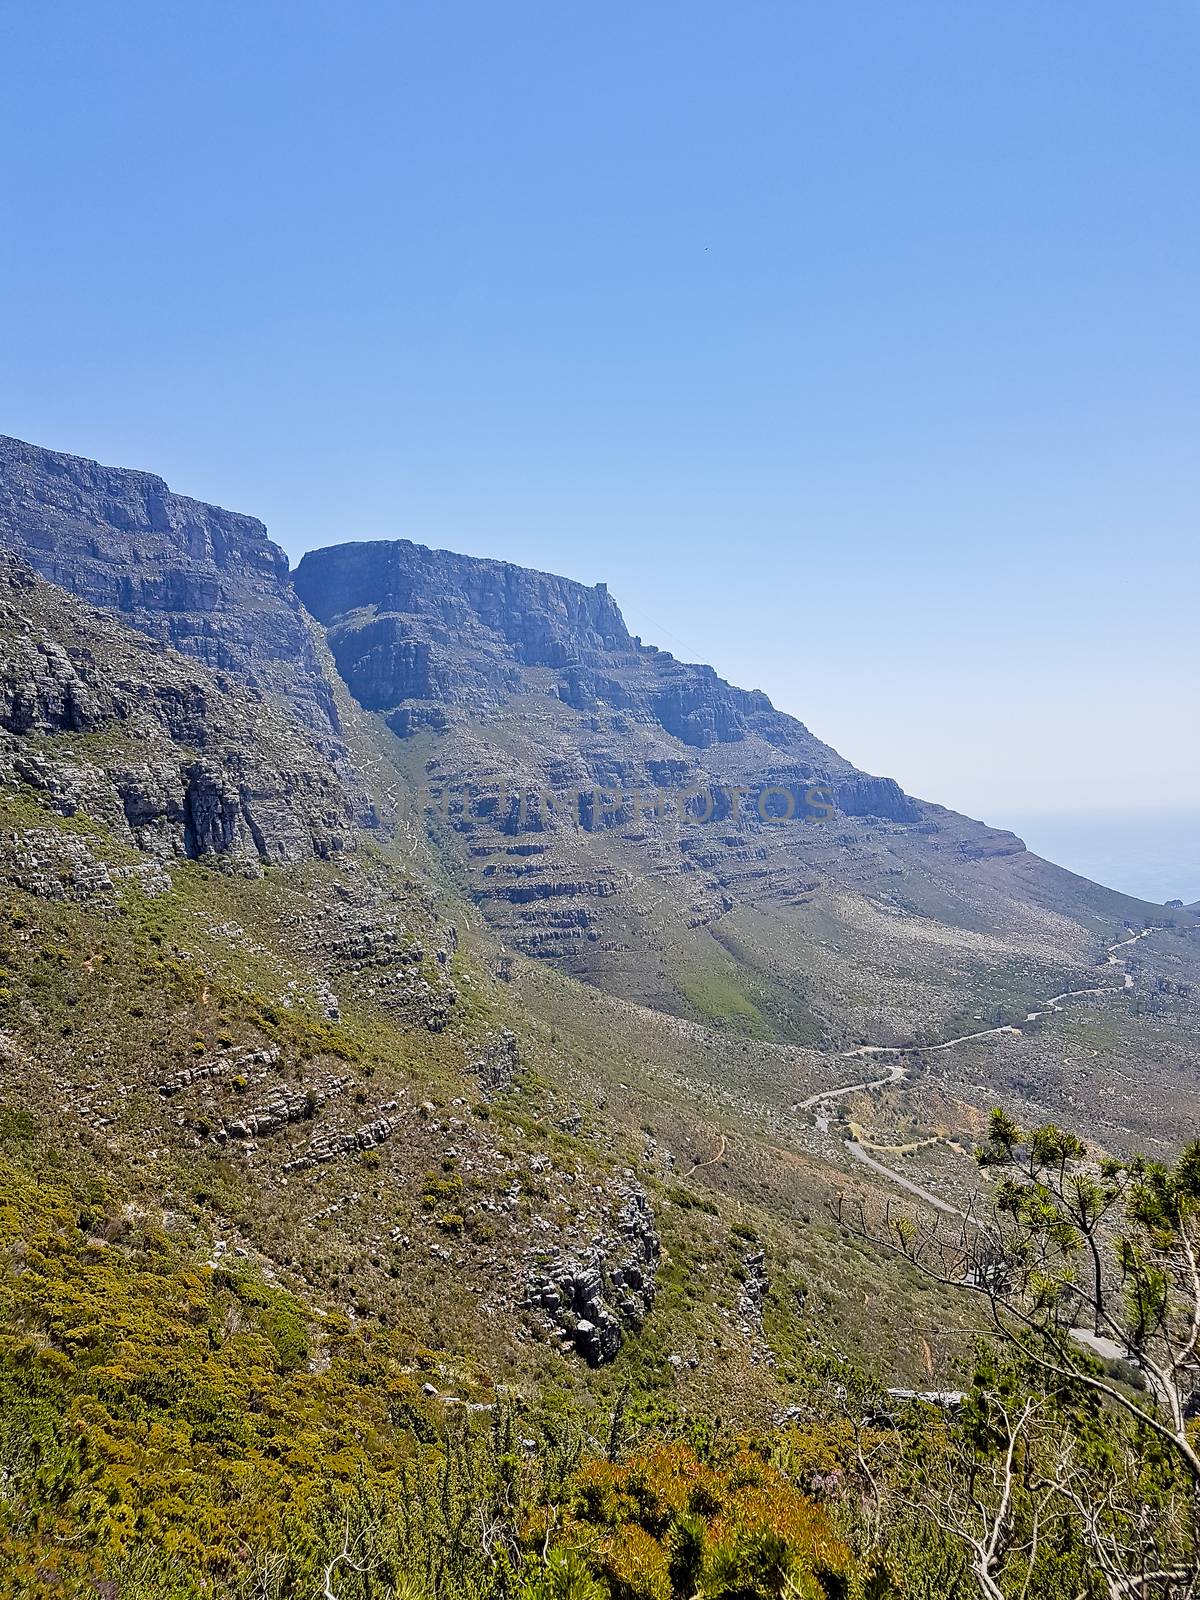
[993,807,1200,908]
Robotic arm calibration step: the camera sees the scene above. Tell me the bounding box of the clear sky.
[2,1,1197,828]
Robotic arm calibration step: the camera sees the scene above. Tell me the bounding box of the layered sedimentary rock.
[292,536,1173,1051]
[293,537,916,820]
[525,1184,661,1365]
[293,539,937,1020]
[0,435,372,817]
[4,437,1169,1050]
[0,555,354,870]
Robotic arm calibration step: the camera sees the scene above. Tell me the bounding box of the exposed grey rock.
[880,1389,968,1418]
[0,556,355,867]
[524,1183,660,1365]
[281,1112,401,1173]
[471,1029,520,1095]
[0,826,115,900]
[0,434,376,822]
[290,539,931,1005]
[220,1075,353,1140]
[0,435,330,727]
[158,1045,280,1098]
[314,980,341,1020]
[293,540,918,817]
[737,1249,770,1339]
[0,822,171,904]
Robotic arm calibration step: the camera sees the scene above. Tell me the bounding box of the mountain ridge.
[0,431,1198,1599]
[0,435,921,819]
[5,431,1191,1046]
[292,537,905,800]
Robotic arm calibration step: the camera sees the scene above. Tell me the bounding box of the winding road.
[842,1138,972,1218]
[797,926,1158,1214]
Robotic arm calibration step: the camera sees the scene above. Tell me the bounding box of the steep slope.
[0,548,941,1415]
[0,434,376,819]
[0,554,354,870]
[1,441,1196,1599]
[293,537,915,815]
[293,538,1188,1052]
[2,435,1195,1341]
[0,441,997,1410]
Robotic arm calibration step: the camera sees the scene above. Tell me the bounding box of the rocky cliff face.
[298,538,633,667]
[297,540,636,737]
[294,540,916,801]
[292,533,1171,1056]
[293,539,935,1021]
[0,436,373,817]
[9,436,1154,1050]
[0,555,354,872]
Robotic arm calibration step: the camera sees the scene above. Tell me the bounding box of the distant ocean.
[998,809,1200,906]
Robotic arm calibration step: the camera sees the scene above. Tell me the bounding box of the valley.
[0,433,1195,1597]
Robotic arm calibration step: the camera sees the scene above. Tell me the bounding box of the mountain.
[3,433,1197,1138]
[0,434,1198,1595]
[292,537,918,817]
[4,434,1197,1130]
[0,434,375,819]
[0,552,355,871]
[292,538,1191,1060]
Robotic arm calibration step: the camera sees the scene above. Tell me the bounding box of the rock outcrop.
[280,1110,402,1174]
[0,556,354,870]
[0,824,171,902]
[471,1029,521,1096]
[0,435,373,819]
[294,539,915,804]
[220,1075,354,1141]
[293,538,927,1017]
[5,434,1173,1056]
[295,540,631,713]
[525,1183,661,1364]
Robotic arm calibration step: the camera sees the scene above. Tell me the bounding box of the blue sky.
[2,0,1197,828]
